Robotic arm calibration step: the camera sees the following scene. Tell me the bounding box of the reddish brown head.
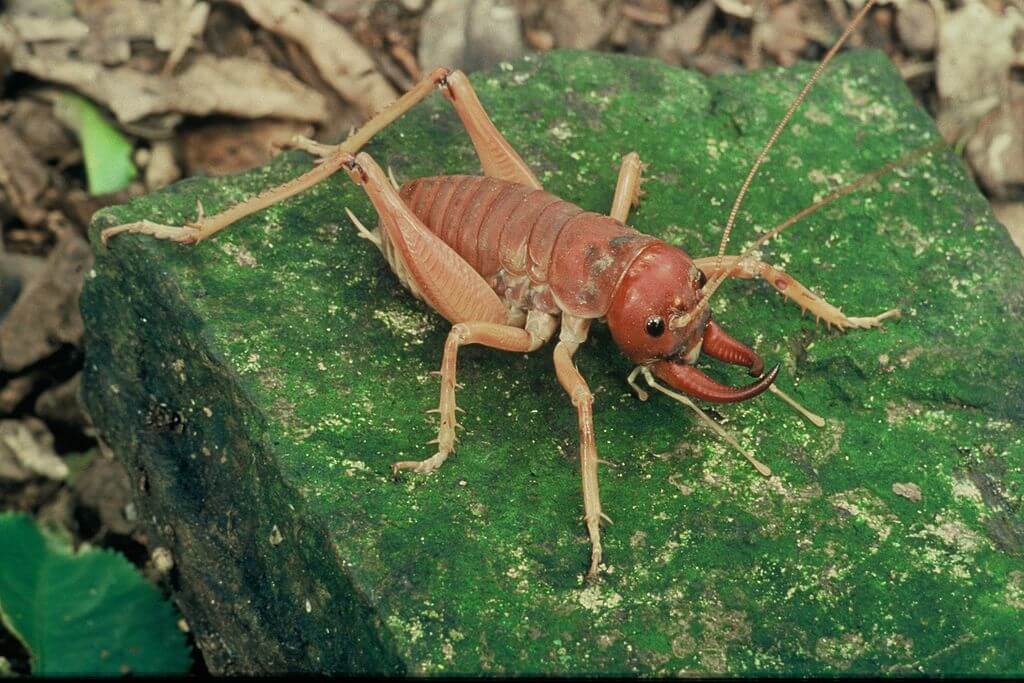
[606,242,777,403]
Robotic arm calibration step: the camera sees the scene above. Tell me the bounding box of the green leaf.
[0,514,190,675]
[54,93,136,196]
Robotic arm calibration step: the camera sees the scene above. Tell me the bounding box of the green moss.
[82,50,1024,674]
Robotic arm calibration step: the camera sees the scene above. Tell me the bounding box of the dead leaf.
[544,0,606,50]
[74,0,159,65]
[622,0,672,27]
[2,13,90,43]
[34,373,91,429]
[0,417,66,482]
[752,3,808,68]
[420,0,526,72]
[155,0,210,76]
[0,123,51,226]
[965,83,1024,196]
[222,0,398,117]
[73,453,136,536]
[992,201,1024,258]
[714,0,755,19]
[182,118,311,176]
[892,482,922,502]
[142,140,181,190]
[465,0,526,72]
[896,0,937,54]
[4,97,76,163]
[10,50,330,124]
[0,231,92,372]
[936,2,1019,115]
[655,0,716,64]
[0,372,41,413]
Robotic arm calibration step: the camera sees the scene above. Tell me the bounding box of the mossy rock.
[82,50,1024,675]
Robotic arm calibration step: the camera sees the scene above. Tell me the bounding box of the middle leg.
[393,311,558,475]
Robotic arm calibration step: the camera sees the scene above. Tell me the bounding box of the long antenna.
[672,140,941,330]
[714,0,879,269]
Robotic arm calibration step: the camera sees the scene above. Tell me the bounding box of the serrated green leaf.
[0,514,190,675]
[54,93,136,196]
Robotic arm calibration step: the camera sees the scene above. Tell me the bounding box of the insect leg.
[438,71,542,189]
[693,255,901,330]
[101,67,455,245]
[552,315,610,580]
[393,311,557,475]
[609,152,644,223]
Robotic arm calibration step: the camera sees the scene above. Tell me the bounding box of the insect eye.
[645,316,665,337]
[696,270,708,288]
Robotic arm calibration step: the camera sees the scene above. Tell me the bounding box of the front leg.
[693,255,900,330]
[552,315,610,580]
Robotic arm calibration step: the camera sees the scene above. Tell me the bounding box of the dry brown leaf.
[182,118,312,176]
[465,0,526,72]
[3,14,90,43]
[420,0,472,70]
[936,2,1019,112]
[892,482,922,502]
[155,0,211,75]
[991,201,1024,259]
[752,2,808,67]
[714,0,755,19]
[0,418,66,482]
[143,140,181,190]
[544,0,606,50]
[896,0,937,53]
[964,86,1024,196]
[10,50,330,124]
[420,0,526,72]
[5,97,76,163]
[75,0,161,65]
[655,0,716,64]
[0,123,51,226]
[73,453,137,536]
[222,0,398,117]
[0,232,92,372]
[34,373,91,430]
[622,0,672,27]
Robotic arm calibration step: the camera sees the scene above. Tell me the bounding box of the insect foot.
[837,308,902,330]
[391,451,448,477]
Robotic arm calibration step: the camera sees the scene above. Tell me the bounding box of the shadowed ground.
[82,49,1024,674]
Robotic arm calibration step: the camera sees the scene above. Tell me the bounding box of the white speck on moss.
[951,477,983,504]
[549,121,573,141]
[577,584,623,612]
[372,306,434,344]
[892,482,922,502]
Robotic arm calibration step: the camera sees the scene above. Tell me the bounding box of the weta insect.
[101,0,902,578]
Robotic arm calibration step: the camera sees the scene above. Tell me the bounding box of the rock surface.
[82,50,1024,674]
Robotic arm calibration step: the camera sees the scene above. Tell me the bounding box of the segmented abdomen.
[398,175,658,317]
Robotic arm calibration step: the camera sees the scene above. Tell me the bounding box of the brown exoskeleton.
[101,0,899,578]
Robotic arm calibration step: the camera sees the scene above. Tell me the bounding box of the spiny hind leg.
[609,152,646,223]
[393,311,557,475]
[102,68,454,245]
[297,68,542,190]
[693,255,900,330]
